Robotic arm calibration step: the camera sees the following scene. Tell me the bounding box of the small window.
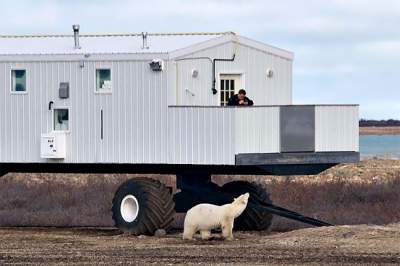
[220,74,240,106]
[96,69,112,92]
[54,109,69,131]
[11,70,26,92]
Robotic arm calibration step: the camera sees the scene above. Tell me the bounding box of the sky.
[1,0,399,119]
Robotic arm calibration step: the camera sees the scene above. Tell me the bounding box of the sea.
[360,135,400,159]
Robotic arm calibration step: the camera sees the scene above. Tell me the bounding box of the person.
[227,89,254,106]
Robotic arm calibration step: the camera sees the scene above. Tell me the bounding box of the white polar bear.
[182,193,249,240]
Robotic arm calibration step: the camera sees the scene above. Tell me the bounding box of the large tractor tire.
[221,180,273,231]
[112,177,175,235]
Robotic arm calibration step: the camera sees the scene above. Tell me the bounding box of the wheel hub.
[120,195,139,223]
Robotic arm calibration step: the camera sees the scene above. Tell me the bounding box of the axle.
[175,175,332,228]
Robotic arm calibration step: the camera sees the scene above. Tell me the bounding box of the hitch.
[251,200,332,227]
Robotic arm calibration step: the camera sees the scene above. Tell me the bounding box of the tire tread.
[221,181,273,231]
[111,177,175,235]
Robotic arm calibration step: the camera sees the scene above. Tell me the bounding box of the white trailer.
[0,26,359,234]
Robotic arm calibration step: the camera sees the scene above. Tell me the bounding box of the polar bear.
[182,193,249,240]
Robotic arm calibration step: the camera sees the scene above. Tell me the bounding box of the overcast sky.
[1,0,399,119]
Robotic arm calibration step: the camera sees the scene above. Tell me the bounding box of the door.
[219,74,242,106]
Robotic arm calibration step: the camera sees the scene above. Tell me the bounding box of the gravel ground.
[1,224,400,265]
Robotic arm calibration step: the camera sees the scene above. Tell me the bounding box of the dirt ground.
[1,224,400,265]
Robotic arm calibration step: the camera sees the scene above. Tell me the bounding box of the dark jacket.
[227,94,254,106]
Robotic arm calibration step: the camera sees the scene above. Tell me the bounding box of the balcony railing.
[167,105,359,165]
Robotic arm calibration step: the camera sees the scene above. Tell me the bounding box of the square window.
[54,109,69,131]
[11,70,26,92]
[96,69,111,92]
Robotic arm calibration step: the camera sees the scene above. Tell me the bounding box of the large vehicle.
[0,25,359,234]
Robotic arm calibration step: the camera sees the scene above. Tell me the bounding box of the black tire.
[173,190,201,212]
[112,177,175,235]
[221,180,273,231]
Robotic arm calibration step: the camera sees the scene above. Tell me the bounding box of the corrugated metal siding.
[172,42,292,106]
[315,105,359,152]
[235,107,280,154]
[0,57,357,165]
[0,60,169,163]
[166,106,280,165]
[167,107,235,165]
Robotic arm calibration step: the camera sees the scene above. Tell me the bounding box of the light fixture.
[150,59,164,71]
[266,68,274,78]
[192,69,199,78]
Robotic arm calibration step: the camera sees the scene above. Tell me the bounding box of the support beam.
[236,152,360,165]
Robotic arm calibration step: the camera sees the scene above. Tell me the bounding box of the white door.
[219,74,242,106]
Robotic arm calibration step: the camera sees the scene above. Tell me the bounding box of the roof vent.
[72,24,81,49]
[141,32,149,49]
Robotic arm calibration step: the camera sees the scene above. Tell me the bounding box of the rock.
[342,231,355,238]
[154,229,167,237]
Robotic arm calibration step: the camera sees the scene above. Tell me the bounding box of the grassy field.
[0,159,399,230]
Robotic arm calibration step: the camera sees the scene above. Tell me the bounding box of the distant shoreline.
[359,126,400,135]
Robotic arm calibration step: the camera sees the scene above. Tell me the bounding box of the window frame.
[94,68,113,94]
[10,68,28,94]
[52,107,70,133]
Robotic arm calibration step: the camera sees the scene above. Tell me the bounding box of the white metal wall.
[0,60,169,163]
[167,106,280,165]
[172,42,293,106]
[167,105,359,165]
[315,105,359,152]
[167,107,235,165]
[234,107,280,154]
[0,60,357,165]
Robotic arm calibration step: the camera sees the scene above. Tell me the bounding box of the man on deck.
[227,89,254,106]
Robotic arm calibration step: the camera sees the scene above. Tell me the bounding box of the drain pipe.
[211,54,236,94]
[174,54,236,95]
[72,24,81,49]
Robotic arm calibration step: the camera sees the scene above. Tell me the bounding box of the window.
[54,109,69,131]
[220,74,241,106]
[220,79,235,106]
[11,69,26,92]
[96,69,111,92]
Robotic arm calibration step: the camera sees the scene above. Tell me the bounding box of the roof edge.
[0,53,169,62]
[169,34,294,60]
[0,31,235,39]
[236,35,294,60]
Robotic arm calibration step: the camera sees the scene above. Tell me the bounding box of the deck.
[167,105,359,166]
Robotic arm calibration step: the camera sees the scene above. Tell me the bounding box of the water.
[360,135,400,159]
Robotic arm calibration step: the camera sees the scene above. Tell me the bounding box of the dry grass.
[360,126,400,135]
[0,159,399,231]
[0,173,175,227]
[214,159,400,231]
